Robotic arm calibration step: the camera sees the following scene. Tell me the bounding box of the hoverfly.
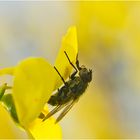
[41,51,92,123]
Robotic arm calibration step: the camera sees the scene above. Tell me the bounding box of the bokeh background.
[0,1,140,139]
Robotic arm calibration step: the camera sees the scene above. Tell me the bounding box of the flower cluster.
[0,26,78,139]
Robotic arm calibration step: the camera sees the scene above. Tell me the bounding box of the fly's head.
[79,65,92,83]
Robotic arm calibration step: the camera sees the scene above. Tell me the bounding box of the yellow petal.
[0,104,19,138]
[28,117,62,139]
[54,26,78,90]
[0,67,15,75]
[13,57,56,127]
[27,105,62,139]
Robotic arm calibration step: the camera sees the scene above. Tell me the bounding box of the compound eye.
[81,65,85,69]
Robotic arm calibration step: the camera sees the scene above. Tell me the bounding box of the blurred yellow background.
[0,1,140,139]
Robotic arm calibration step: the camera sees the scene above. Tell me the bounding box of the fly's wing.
[55,98,79,123]
[43,90,74,122]
[42,104,66,122]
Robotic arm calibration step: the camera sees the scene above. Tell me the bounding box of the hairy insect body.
[48,76,88,106]
[42,51,92,123]
[48,86,70,106]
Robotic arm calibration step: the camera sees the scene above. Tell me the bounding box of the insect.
[42,51,92,123]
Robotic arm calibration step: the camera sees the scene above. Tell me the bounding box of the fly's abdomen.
[48,95,58,106]
[48,86,72,106]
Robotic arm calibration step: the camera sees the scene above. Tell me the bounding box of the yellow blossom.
[0,26,78,138]
[13,57,56,126]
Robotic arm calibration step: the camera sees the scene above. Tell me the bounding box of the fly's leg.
[64,51,78,79]
[76,54,82,70]
[54,66,68,87]
[70,71,77,80]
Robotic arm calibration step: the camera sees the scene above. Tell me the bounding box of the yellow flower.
[0,26,78,138]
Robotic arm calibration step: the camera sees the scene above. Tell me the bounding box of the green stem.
[0,83,7,100]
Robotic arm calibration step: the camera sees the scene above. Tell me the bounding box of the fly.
[41,51,92,123]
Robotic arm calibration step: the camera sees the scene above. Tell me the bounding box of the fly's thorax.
[68,76,88,97]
